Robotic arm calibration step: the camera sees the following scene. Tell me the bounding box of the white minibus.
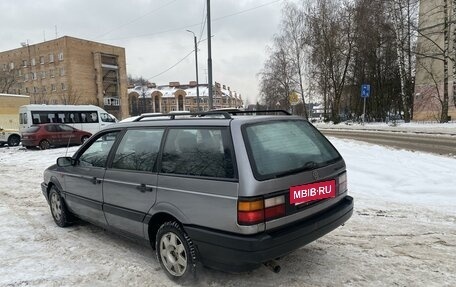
[19,104,117,135]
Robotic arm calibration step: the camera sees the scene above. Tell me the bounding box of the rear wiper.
[304,161,318,168]
[271,162,318,179]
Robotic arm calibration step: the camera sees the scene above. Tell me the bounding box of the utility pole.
[187,30,200,111]
[207,0,213,110]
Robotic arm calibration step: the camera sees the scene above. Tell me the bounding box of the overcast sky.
[0,0,286,106]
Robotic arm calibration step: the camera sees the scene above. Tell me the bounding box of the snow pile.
[314,121,456,135]
[0,138,455,286]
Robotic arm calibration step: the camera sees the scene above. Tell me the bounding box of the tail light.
[238,195,285,226]
[339,172,347,194]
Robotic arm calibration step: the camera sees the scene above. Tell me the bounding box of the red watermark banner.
[290,180,336,205]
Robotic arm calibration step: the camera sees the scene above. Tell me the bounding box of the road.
[320,129,456,156]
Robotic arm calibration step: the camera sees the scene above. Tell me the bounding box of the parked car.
[41,111,353,281]
[0,127,21,147]
[21,123,92,150]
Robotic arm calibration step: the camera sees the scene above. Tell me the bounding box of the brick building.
[128,81,244,115]
[0,36,128,119]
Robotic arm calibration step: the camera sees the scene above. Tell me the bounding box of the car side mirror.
[57,156,74,167]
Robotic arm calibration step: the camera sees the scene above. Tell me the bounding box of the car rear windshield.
[243,120,341,180]
[23,126,40,133]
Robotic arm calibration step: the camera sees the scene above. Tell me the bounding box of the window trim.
[241,119,342,181]
[109,127,165,173]
[156,126,238,181]
[74,129,123,168]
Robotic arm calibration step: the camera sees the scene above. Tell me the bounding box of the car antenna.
[65,131,72,157]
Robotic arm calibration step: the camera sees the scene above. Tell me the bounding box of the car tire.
[7,135,20,147]
[39,139,50,150]
[156,221,198,282]
[81,135,90,144]
[49,186,71,227]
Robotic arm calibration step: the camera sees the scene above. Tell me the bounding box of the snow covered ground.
[314,121,456,135]
[0,136,455,286]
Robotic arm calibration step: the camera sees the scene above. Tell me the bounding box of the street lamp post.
[186,30,200,111]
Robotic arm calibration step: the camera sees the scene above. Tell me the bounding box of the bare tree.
[281,2,309,118]
[259,40,296,111]
[59,89,82,105]
[308,0,354,123]
[389,0,418,122]
[0,69,16,93]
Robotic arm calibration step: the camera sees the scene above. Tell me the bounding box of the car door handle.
[136,184,153,193]
[91,177,102,184]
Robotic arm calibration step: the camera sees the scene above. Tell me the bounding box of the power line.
[143,0,284,81]
[105,0,283,41]
[95,0,178,39]
[147,50,195,80]
[212,0,283,22]
[198,0,207,46]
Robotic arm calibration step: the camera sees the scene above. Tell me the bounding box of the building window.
[18,70,22,77]
[58,52,64,61]
[42,86,47,92]
[103,97,120,106]
[41,71,46,79]
[61,83,66,90]
[50,69,54,77]
[25,87,29,93]
[32,72,37,80]
[31,58,36,66]
[59,67,65,76]
[33,86,38,93]
[49,54,54,63]
[9,62,14,70]
[22,60,27,67]
[2,64,6,71]
[24,73,29,81]
[51,84,56,91]
[40,56,45,64]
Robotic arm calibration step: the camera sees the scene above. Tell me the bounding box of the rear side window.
[112,129,164,172]
[243,120,341,180]
[23,126,40,133]
[161,128,234,179]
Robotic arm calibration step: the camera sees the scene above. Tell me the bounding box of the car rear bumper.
[184,195,353,272]
[21,139,40,147]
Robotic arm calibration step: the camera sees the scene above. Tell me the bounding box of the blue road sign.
[361,84,371,98]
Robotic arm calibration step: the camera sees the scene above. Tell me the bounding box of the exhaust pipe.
[264,260,281,273]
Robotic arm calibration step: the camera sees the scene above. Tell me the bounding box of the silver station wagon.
[41,111,353,281]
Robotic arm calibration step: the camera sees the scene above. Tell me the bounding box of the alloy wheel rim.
[50,192,62,221]
[159,232,187,276]
[41,141,50,149]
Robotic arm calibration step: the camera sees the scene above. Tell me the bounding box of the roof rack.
[221,109,291,116]
[132,109,291,122]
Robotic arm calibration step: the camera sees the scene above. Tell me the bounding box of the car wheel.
[39,139,51,150]
[7,135,20,146]
[156,221,198,281]
[49,186,71,227]
[81,135,90,144]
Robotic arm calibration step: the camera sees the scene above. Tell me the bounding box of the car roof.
[110,114,303,129]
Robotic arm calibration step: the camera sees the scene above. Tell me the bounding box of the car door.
[58,124,75,145]
[44,124,62,145]
[62,130,120,226]
[102,128,164,237]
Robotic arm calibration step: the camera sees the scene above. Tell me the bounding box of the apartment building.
[0,36,128,119]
